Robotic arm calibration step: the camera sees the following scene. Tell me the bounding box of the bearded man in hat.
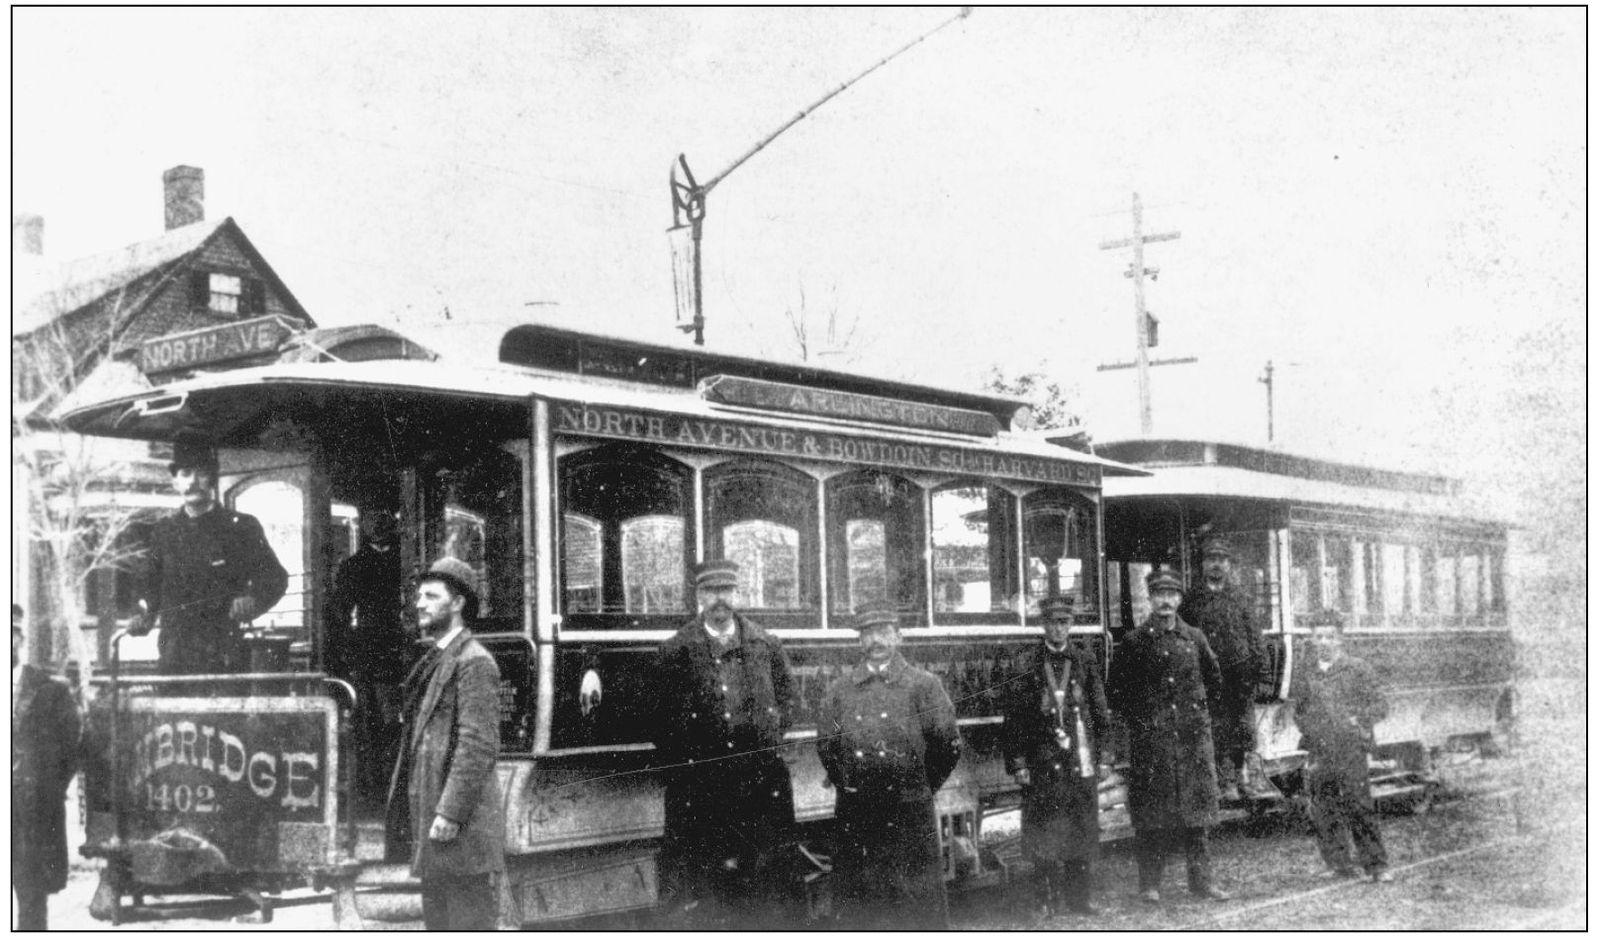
[1107,569,1231,903]
[128,430,288,674]
[818,608,962,930]
[1178,537,1266,800]
[1000,595,1112,917]
[388,556,505,931]
[651,559,799,928]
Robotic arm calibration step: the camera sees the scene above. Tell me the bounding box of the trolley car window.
[1434,551,1457,619]
[930,483,1020,624]
[826,470,926,624]
[559,446,693,624]
[704,460,818,625]
[430,448,525,629]
[1382,541,1409,621]
[1459,552,1481,619]
[233,479,306,637]
[1023,488,1099,620]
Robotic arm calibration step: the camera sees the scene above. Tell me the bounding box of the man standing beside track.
[1000,594,1113,917]
[1296,609,1392,883]
[819,608,962,930]
[1108,569,1232,903]
[389,556,505,931]
[128,430,289,674]
[12,605,82,931]
[652,559,800,929]
[1178,537,1266,801]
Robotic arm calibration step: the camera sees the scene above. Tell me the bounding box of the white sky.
[11,7,1586,540]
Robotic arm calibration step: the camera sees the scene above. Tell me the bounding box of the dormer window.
[209,273,243,314]
[189,270,265,317]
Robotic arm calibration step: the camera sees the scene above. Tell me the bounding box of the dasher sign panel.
[119,697,333,865]
[553,402,1100,487]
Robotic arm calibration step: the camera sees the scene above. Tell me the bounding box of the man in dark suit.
[1000,594,1112,917]
[1178,537,1266,800]
[387,557,505,931]
[652,559,799,929]
[1297,609,1391,882]
[1107,569,1231,903]
[12,605,82,930]
[818,608,962,930]
[128,430,288,674]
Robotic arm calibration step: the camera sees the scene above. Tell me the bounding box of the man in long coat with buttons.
[819,608,962,930]
[1107,569,1231,903]
[129,430,288,674]
[1178,537,1266,800]
[652,559,799,928]
[1001,595,1112,916]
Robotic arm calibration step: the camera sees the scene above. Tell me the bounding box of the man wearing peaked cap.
[651,559,799,928]
[818,604,961,929]
[127,428,288,674]
[388,556,504,930]
[1107,568,1232,903]
[1179,537,1267,802]
[1001,593,1112,917]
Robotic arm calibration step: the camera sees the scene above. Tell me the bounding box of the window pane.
[209,272,242,314]
[436,447,524,625]
[931,484,1018,617]
[1435,552,1457,616]
[622,515,685,613]
[1459,552,1480,618]
[1023,488,1099,618]
[232,480,303,635]
[1290,530,1319,621]
[562,514,603,612]
[826,471,925,621]
[1322,535,1351,613]
[704,460,817,615]
[724,520,800,608]
[1382,542,1407,619]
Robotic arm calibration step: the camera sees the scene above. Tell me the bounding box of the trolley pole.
[1099,192,1181,434]
[1259,359,1276,442]
[670,8,973,346]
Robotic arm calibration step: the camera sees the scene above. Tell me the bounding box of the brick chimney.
[162,165,205,230]
[12,213,44,254]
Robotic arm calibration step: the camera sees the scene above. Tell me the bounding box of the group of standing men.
[15,428,1390,929]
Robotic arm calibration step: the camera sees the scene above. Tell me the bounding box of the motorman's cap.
[1039,594,1077,619]
[693,559,740,590]
[1201,537,1235,559]
[169,429,219,474]
[853,608,901,632]
[423,556,479,601]
[1145,569,1185,593]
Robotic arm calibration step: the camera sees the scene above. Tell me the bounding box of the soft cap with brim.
[693,559,740,589]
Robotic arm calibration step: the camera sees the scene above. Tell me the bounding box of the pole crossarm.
[1096,356,1198,372]
[1099,230,1181,251]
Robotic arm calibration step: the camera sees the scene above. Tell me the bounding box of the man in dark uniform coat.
[1178,537,1266,800]
[387,556,505,930]
[129,431,289,674]
[327,510,412,802]
[652,559,799,928]
[12,606,82,930]
[1108,569,1232,903]
[1001,595,1112,916]
[819,608,962,930]
[1296,610,1391,882]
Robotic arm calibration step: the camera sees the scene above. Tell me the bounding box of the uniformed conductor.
[1178,537,1266,800]
[819,608,962,930]
[129,430,288,674]
[1000,594,1112,917]
[652,559,799,928]
[1108,569,1232,903]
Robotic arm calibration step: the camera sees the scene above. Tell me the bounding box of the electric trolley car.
[1095,437,1515,808]
[62,323,1149,925]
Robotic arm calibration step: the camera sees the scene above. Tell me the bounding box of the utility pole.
[1099,193,1180,434]
[1258,359,1275,442]
[670,8,973,346]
